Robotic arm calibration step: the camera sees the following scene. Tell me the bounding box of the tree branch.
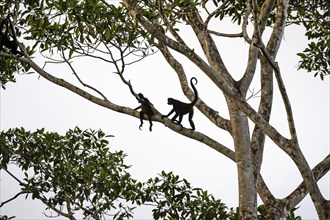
[186,8,236,88]
[208,30,243,38]
[14,53,234,163]
[283,154,330,212]
[122,0,237,98]
[238,0,277,94]
[242,0,252,44]
[0,191,27,208]
[61,51,108,101]
[250,0,329,217]
[156,0,185,45]
[36,194,76,220]
[205,0,231,28]
[16,55,139,118]
[2,167,23,184]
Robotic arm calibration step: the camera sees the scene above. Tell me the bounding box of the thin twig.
[246,88,261,101]
[3,167,23,184]
[61,51,108,101]
[0,191,27,207]
[36,194,76,220]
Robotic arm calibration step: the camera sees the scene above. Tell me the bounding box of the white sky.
[0,22,329,220]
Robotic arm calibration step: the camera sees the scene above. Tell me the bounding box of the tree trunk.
[228,98,257,219]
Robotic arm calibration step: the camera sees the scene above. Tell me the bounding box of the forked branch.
[61,51,108,101]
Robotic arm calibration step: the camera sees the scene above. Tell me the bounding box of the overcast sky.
[0,22,329,219]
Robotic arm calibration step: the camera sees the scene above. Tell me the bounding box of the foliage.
[0,57,16,89]
[285,207,302,220]
[288,0,330,79]
[143,171,236,220]
[0,128,302,219]
[0,127,140,219]
[0,9,34,88]
[257,205,301,220]
[21,0,144,50]
[0,0,328,88]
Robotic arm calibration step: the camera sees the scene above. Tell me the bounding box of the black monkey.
[134,93,154,132]
[162,77,198,130]
[0,16,23,56]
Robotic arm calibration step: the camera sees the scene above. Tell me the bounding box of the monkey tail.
[190,77,198,106]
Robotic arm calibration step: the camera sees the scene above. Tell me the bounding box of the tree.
[0,0,329,219]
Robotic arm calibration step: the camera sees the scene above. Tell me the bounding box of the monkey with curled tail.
[162,77,198,130]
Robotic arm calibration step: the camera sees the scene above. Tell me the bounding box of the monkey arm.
[163,109,175,118]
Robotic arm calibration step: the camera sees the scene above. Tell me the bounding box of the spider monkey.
[162,77,198,130]
[0,16,23,56]
[134,93,154,132]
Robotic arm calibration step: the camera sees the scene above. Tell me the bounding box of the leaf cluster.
[0,127,140,219]
[13,0,149,55]
[288,0,330,79]
[0,58,17,88]
[143,171,235,220]
[206,0,329,78]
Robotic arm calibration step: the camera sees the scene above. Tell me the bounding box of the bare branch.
[119,74,139,101]
[253,43,296,142]
[0,191,27,208]
[283,154,330,212]
[2,167,23,184]
[246,88,261,101]
[242,0,252,43]
[250,1,329,216]
[61,51,108,101]
[208,30,243,38]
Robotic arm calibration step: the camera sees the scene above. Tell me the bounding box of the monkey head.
[167,98,175,105]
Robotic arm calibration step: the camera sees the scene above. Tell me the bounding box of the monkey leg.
[177,115,183,124]
[177,115,185,130]
[139,112,144,130]
[171,113,179,122]
[171,114,183,130]
[147,114,153,132]
[189,120,195,130]
[188,112,195,130]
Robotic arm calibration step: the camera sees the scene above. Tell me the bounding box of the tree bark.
[228,99,257,220]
